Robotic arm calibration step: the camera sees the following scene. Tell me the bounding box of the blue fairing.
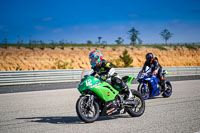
[141,83,149,99]
[149,76,160,97]
[138,70,166,99]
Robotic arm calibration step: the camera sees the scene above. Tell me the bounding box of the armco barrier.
[0,67,200,86]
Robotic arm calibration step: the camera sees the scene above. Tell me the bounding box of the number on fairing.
[86,79,92,86]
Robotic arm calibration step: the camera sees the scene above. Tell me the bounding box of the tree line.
[0,27,173,49]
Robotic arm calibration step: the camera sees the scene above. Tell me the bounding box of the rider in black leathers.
[142,53,166,91]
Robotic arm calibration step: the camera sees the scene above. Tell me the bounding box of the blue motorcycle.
[137,67,172,100]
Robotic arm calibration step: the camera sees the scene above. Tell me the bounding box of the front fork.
[86,95,94,108]
[142,82,148,93]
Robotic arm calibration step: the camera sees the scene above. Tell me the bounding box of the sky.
[0,0,200,44]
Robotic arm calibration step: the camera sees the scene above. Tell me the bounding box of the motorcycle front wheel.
[76,95,99,123]
[138,83,150,100]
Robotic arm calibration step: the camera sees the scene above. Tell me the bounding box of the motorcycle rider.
[89,50,133,100]
[142,53,166,91]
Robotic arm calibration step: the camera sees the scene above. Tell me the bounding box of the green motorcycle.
[76,70,145,123]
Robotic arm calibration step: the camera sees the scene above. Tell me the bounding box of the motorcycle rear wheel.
[162,81,172,98]
[127,90,145,117]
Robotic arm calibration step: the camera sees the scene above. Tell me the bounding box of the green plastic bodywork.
[78,75,134,102]
[126,75,134,87]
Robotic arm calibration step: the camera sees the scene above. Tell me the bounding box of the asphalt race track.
[0,80,200,133]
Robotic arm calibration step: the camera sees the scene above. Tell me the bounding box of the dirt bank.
[0,46,200,71]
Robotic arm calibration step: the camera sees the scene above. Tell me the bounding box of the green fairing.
[78,75,134,102]
[78,76,118,102]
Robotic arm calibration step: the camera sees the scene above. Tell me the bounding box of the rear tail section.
[122,75,134,87]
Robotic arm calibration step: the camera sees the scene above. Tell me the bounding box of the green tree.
[50,40,55,49]
[31,40,36,50]
[160,29,173,44]
[17,41,20,49]
[40,40,44,50]
[98,36,102,44]
[128,27,141,45]
[17,35,21,49]
[2,37,7,49]
[115,37,124,45]
[59,40,65,49]
[87,40,92,45]
[119,49,133,67]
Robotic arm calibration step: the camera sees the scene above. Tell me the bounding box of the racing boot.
[127,87,133,100]
[115,77,133,100]
[123,84,133,100]
[160,76,166,92]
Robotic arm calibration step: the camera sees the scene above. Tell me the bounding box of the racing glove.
[153,70,158,76]
[100,75,107,80]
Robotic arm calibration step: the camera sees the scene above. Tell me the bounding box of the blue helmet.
[89,50,103,68]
